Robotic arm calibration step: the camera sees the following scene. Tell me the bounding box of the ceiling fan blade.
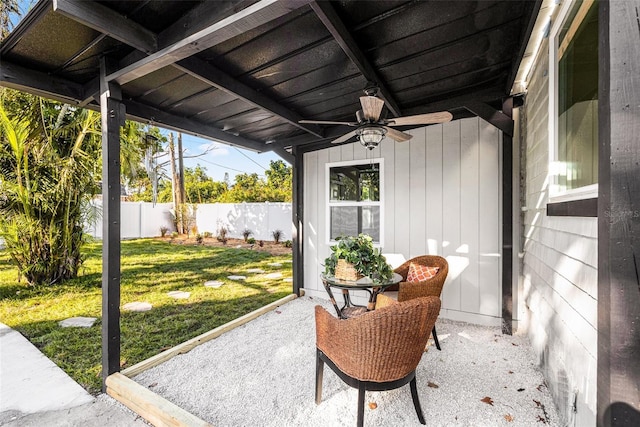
[299,120,358,126]
[383,126,413,142]
[360,96,385,121]
[388,111,453,126]
[331,130,358,144]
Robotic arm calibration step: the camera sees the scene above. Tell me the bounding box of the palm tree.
[1,0,20,41]
[0,95,101,285]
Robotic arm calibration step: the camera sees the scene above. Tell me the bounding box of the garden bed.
[156,236,292,256]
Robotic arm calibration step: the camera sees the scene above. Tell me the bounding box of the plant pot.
[335,259,363,281]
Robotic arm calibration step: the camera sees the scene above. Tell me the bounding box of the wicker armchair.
[315,294,441,427]
[388,255,448,350]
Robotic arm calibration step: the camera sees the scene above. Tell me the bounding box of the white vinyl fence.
[86,201,292,241]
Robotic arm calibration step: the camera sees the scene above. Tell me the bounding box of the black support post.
[291,146,304,296]
[501,97,514,335]
[99,57,124,391]
[597,1,640,425]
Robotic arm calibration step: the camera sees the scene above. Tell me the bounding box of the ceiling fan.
[299,86,453,149]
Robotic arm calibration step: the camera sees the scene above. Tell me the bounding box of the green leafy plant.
[195,233,204,244]
[203,231,212,238]
[324,234,392,283]
[247,237,256,244]
[282,239,292,248]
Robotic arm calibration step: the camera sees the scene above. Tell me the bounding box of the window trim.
[548,0,598,205]
[325,158,384,247]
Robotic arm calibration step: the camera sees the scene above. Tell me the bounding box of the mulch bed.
[156,236,292,256]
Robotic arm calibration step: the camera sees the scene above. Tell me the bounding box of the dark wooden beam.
[122,99,267,152]
[309,0,401,117]
[175,57,323,138]
[271,145,294,165]
[107,0,312,85]
[0,60,84,104]
[99,57,124,390]
[547,198,597,217]
[465,101,514,136]
[53,0,157,54]
[501,97,514,335]
[157,0,246,49]
[597,1,640,425]
[291,146,304,296]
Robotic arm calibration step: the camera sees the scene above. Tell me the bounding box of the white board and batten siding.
[303,117,503,326]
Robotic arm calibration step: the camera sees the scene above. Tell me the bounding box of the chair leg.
[432,325,441,351]
[315,351,324,405]
[357,382,366,427]
[410,377,426,425]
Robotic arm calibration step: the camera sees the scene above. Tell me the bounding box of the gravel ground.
[134,296,560,427]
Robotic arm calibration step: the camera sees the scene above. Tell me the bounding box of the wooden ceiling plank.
[175,56,323,138]
[52,0,157,54]
[67,1,323,139]
[107,0,312,85]
[309,0,401,117]
[123,99,268,152]
[505,0,543,93]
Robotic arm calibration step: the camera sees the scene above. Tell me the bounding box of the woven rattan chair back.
[315,295,441,427]
[390,255,448,350]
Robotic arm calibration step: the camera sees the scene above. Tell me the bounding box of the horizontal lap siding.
[303,117,502,324]
[520,39,597,426]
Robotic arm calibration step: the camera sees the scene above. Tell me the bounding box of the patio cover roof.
[0,0,541,160]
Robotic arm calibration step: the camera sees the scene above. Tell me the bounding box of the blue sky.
[8,0,286,183]
[163,133,284,182]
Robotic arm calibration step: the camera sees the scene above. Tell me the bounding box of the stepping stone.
[267,262,282,267]
[167,291,190,299]
[246,268,265,274]
[227,275,247,281]
[122,302,153,312]
[265,272,283,279]
[204,280,224,288]
[59,317,97,328]
[283,278,293,283]
[283,260,292,263]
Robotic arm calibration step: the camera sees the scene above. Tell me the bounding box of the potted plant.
[324,234,393,283]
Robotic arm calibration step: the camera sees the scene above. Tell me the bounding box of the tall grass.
[0,239,292,394]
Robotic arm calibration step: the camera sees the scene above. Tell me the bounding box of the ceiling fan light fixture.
[357,125,386,150]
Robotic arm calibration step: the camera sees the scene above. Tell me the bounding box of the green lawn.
[0,238,292,394]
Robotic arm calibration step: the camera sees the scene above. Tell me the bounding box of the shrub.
[247,237,256,244]
[203,231,212,238]
[258,240,264,247]
[272,229,283,244]
[195,233,204,244]
[283,240,292,248]
[217,226,228,244]
[242,228,253,242]
[171,231,179,238]
[160,226,169,237]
